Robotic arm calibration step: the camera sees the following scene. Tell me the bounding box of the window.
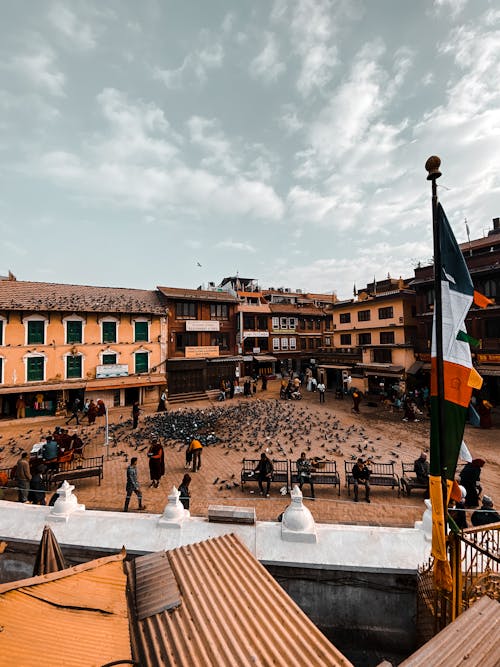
[358,333,371,345]
[176,332,198,351]
[484,279,497,298]
[289,338,296,350]
[339,313,351,324]
[176,302,197,319]
[102,353,117,365]
[211,333,229,350]
[340,334,351,345]
[281,337,288,350]
[134,321,149,342]
[307,319,313,330]
[324,336,331,346]
[314,338,321,348]
[288,317,296,330]
[27,356,44,382]
[300,338,307,350]
[485,318,500,338]
[257,316,267,331]
[373,348,392,363]
[66,320,82,344]
[280,317,288,329]
[273,338,280,351]
[358,310,371,322]
[380,331,395,344]
[66,355,82,379]
[315,319,321,330]
[28,320,45,344]
[243,315,255,330]
[102,321,117,343]
[135,352,149,374]
[272,317,279,330]
[210,304,229,320]
[378,306,394,319]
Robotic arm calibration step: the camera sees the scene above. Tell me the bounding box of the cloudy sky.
[1,0,499,298]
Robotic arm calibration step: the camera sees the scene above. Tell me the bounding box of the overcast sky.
[1,1,499,298]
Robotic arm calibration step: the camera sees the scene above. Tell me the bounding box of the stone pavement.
[1,380,498,528]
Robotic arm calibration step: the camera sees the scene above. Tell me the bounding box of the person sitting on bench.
[352,458,371,503]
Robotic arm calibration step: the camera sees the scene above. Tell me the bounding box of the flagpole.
[425,156,448,521]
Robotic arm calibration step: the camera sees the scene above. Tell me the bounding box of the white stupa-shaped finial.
[281,485,317,543]
[50,480,85,522]
[158,485,189,528]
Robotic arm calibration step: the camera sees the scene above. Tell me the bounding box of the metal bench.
[345,461,400,497]
[400,461,466,496]
[290,459,341,496]
[48,455,104,488]
[240,459,289,492]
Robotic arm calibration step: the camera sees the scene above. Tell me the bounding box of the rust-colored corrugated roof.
[270,303,325,315]
[0,551,132,667]
[129,533,352,667]
[399,596,500,667]
[158,286,237,302]
[134,551,181,620]
[0,280,166,313]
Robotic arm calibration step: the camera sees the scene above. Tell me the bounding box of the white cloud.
[48,3,97,50]
[216,240,256,253]
[154,42,224,89]
[249,32,285,83]
[278,104,303,134]
[433,0,468,19]
[187,116,238,175]
[10,46,65,96]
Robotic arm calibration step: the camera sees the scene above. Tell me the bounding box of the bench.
[290,460,341,496]
[345,461,400,497]
[47,455,104,488]
[400,461,466,496]
[241,459,289,492]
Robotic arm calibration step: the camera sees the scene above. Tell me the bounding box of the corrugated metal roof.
[135,551,181,620]
[399,596,500,667]
[158,286,238,302]
[130,533,352,667]
[0,280,166,313]
[0,552,132,667]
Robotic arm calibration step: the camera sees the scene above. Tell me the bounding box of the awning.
[356,363,404,373]
[254,355,278,363]
[365,370,404,377]
[318,364,351,370]
[476,365,500,377]
[85,374,165,391]
[207,356,243,363]
[0,381,86,396]
[407,361,425,375]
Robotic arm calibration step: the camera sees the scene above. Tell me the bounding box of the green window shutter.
[134,321,148,342]
[67,320,82,344]
[102,353,117,365]
[66,355,82,378]
[28,321,44,344]
[102,322,116,343]
[135,352,148,374]
[27,357,44,381]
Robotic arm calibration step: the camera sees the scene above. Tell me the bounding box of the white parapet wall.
[0,490,431,573]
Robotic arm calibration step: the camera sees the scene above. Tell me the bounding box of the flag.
[430,203,483,590]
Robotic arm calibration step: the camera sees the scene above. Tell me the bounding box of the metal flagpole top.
[425,155,442,181]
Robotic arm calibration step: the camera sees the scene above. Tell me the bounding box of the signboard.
[185,346,220,359]
[477,354,500,363]
[253,347,261,354]
[243,331,269,338]
[186,320,220,332]
[96,364,129,379]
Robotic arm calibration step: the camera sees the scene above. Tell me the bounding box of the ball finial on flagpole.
[425,155,442,181]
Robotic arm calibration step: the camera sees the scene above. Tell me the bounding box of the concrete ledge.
[208,504,256,525]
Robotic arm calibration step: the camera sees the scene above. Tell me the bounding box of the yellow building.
[0,280,167,418]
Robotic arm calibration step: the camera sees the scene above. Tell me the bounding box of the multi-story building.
[412,217,500,401]
[0,280,168,417]
[318,278,417,394]
[158,286,239,396]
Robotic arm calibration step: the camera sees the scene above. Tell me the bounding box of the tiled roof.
[0,551,132,667]
[129,533,352,667]
[0,280,167,314]
[270,303,325,315]
[158,286,238,302]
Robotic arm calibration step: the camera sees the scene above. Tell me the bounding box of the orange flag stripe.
[473,290,493,308]
[430,359,474,407]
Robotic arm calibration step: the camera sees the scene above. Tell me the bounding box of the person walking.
[254,453,274,497]
[66,397,81,425]
[188,437,203,472]
[460,458,485,508]
[351,390,361,414]
[352,458,371,503]
[87,399,98,425]
[16,452,31,503]
[123,457,146,512]
[132,401,140,429]
[178,474,191,510]
[317,381,326,403]
[147,439,165,488]
[16,395,26,419]
[28,465,47,505]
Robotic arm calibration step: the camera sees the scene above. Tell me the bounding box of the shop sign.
[186,320,220,332]
[185,346,220,359]
[243,331,269,338]
[96,364,129,379]
[253,347,261,354]
[477,354,500,363]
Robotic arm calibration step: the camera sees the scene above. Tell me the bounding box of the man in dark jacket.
[296,452,315,499]
[352,458,371,503]
[254,453,274,497]
[124,457,146,512]
[471,496,500,527]
[16,452,31,503]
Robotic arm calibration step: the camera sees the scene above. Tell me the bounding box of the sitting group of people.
[280,377,302,400]
[40,427,84,464]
